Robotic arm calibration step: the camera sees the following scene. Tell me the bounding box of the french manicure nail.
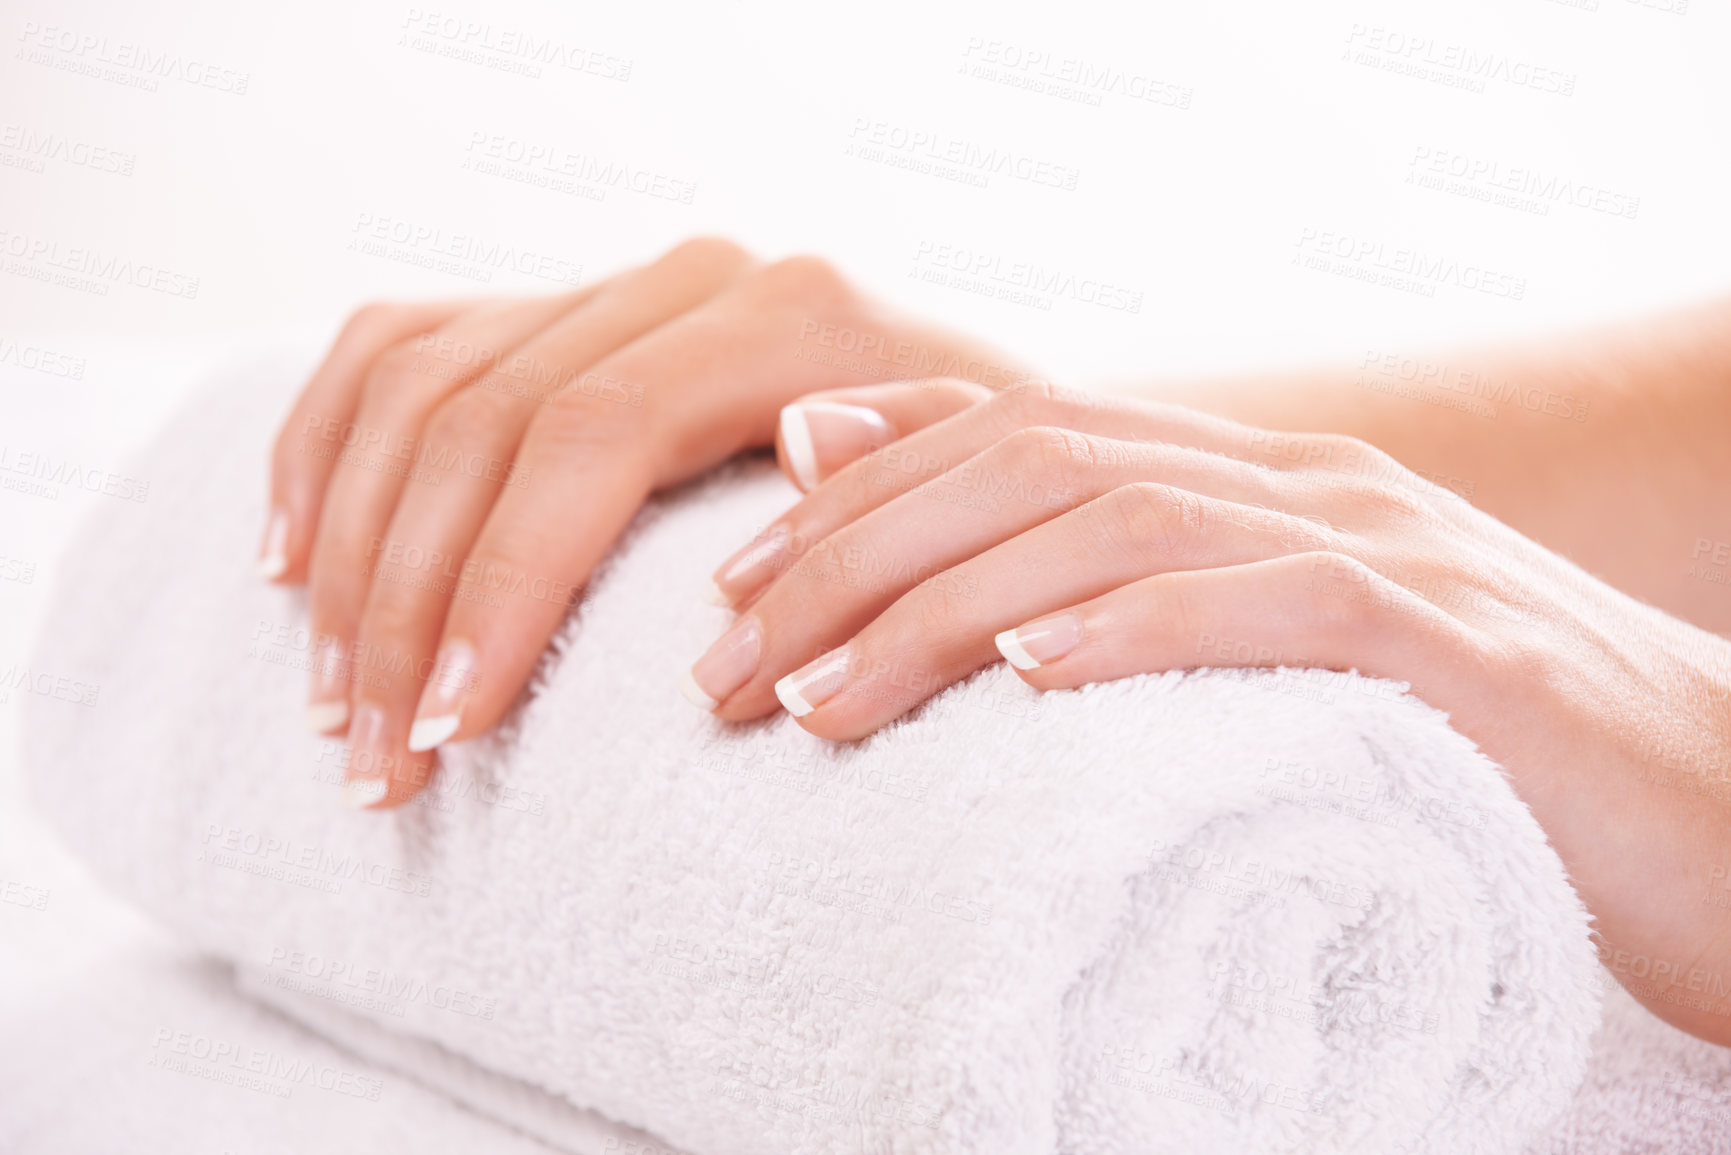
[343,702,394,809]
[774,646,853,718]
[995,614,1082,670]
[712,524,790,605]
[408,639,477,752]
[779,402,897,493]
[306,699,350,734]
[342,777,389,809]
[309,636,350,718]
[683,616,762,710]
[257,508,289,579]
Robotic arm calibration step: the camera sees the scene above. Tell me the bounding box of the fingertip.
[779,404,820,492]
[341,777,390,810]
[993,627,1042,671]
[257,507,291,581]
[406,714,459,752]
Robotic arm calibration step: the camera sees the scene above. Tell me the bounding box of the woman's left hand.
[688,379,1731,1044]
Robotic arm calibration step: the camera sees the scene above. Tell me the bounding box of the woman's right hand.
[259,238,1031,809]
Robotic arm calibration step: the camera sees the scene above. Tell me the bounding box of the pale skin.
[262,238,1731,1045]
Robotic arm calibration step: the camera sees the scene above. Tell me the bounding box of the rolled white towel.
[22,350,1602,1154]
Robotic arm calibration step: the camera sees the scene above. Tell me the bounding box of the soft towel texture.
[8,945,1726,1155]
[24,352,1607,1154]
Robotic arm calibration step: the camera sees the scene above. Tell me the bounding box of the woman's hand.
[259,238,1029,810]
[690,379,1731,1044]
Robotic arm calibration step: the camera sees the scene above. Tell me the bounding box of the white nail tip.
[407,714,460,752]
[774,674,814,718]
[679,670,718,711]
[257,510,289,579]
[306,700,350,733]
[341,777,389,810]
[780,405,820,492]
[705,579,732,607]
[995,629,1041,671]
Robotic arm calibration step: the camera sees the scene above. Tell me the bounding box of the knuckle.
[424,386,516,445]
[357,584,428,652]
[999,425,1099,482]
[902,576,966,642]
[664,234,751,270]
[760,253,848,299]
[361,340,428,399]
[1102,481,1206,558]
[1494,637,1564,688]
[1299,550,1389,632]
[991,380,1095,429]
[344,301,404,337]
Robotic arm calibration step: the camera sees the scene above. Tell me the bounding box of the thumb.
[774,377,994,492]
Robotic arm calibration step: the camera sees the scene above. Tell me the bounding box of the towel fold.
[23,350,1604,1154]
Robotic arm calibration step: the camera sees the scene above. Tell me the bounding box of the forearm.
[1114,297,1731,635]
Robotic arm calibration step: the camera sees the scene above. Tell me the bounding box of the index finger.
[259,299,483,583]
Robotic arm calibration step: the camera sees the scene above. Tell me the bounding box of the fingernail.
[343,702,395,809]
[683,616,761,710]
[257,508,289,580]
[309,636,350,720]
[995,614,1082,670]
[774,646,853,718]
[408,639,477,752]
[306,699,350,734]
[711,524,790,606]
[704,579,731,606]
[780,402,897,493]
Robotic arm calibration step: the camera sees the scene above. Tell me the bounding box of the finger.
[709,383,1268,606]
[692,432,1304,719]
[261,299,478,583]
[346,243,757,803]
[996,551,1480,705]
[774,378,993,493]
[303,292,593,733]
[701,474,1338,736]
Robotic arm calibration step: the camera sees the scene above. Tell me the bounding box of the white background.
[3,0,1729,1029]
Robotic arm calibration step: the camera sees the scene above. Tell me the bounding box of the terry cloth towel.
[23,351,1605,1155]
